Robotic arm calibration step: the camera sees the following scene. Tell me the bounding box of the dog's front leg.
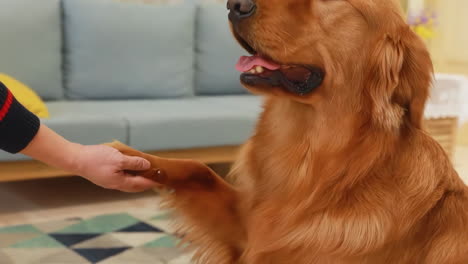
[107,141,246,263]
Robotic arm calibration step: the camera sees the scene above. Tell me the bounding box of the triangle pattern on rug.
[0,211,193,263]
[49,233,101,247]
[145,219,173,233]
[0,224,42,234]
[110,232,164,248]
[55,213,139,234]
[35,219,82,233]
[74,247,130,263]
[10,234,64,248]
[117,222,164,233]
[72,233,130,249]
[145,235,179,248]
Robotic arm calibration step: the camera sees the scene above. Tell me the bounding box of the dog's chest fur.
[227,98,468,263]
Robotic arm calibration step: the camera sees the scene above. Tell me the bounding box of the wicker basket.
[423,117,459,158]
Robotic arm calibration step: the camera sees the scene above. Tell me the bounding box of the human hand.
[70,144,157,192]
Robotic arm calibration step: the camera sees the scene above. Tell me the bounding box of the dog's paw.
[103,141,216,190]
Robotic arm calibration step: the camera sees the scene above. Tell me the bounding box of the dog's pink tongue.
[236,55,281,72]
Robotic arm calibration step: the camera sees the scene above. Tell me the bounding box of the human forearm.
[21,124,82,172]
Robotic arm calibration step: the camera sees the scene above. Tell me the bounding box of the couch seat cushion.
[50,96,262,150]
[124,96,263,150]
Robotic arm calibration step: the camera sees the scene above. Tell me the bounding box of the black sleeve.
[0,82,41,153]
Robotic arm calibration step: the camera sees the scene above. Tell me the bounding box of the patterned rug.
[0,212,192,264]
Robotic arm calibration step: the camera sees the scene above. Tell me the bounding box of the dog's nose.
[227,0,256,20]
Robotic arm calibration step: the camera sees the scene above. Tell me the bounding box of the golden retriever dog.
[108,0,468,263]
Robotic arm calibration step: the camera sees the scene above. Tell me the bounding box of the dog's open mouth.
[236,55,324,95]
[231,28,324,95]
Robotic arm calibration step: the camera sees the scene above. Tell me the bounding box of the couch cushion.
[0,0,63,100]
[195,3,248,95]
[49,96,262,150]
[0,115,128,162]
[63,0,195,99]
[125,96,263,150]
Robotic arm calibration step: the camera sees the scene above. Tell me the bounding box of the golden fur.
[108,0,468,262]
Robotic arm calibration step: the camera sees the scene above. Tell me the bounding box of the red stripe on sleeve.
[0,90,14,121]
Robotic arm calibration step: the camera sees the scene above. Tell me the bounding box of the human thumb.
[121,155,151,171]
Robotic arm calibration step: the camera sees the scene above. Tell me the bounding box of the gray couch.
[0,0,263,163]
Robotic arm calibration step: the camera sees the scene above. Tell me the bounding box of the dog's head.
[229,0,432,129]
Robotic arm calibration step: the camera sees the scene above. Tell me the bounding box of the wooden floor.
[0,147,467,227]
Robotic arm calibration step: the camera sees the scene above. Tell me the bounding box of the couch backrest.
[63,0,195,100]
[0,0,63,100]
[195,3,248,95]
[0,0,246,100]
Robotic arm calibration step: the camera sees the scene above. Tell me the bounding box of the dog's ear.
[397,30,433,129]
[366,29,432,130]
[366,34,405,130]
